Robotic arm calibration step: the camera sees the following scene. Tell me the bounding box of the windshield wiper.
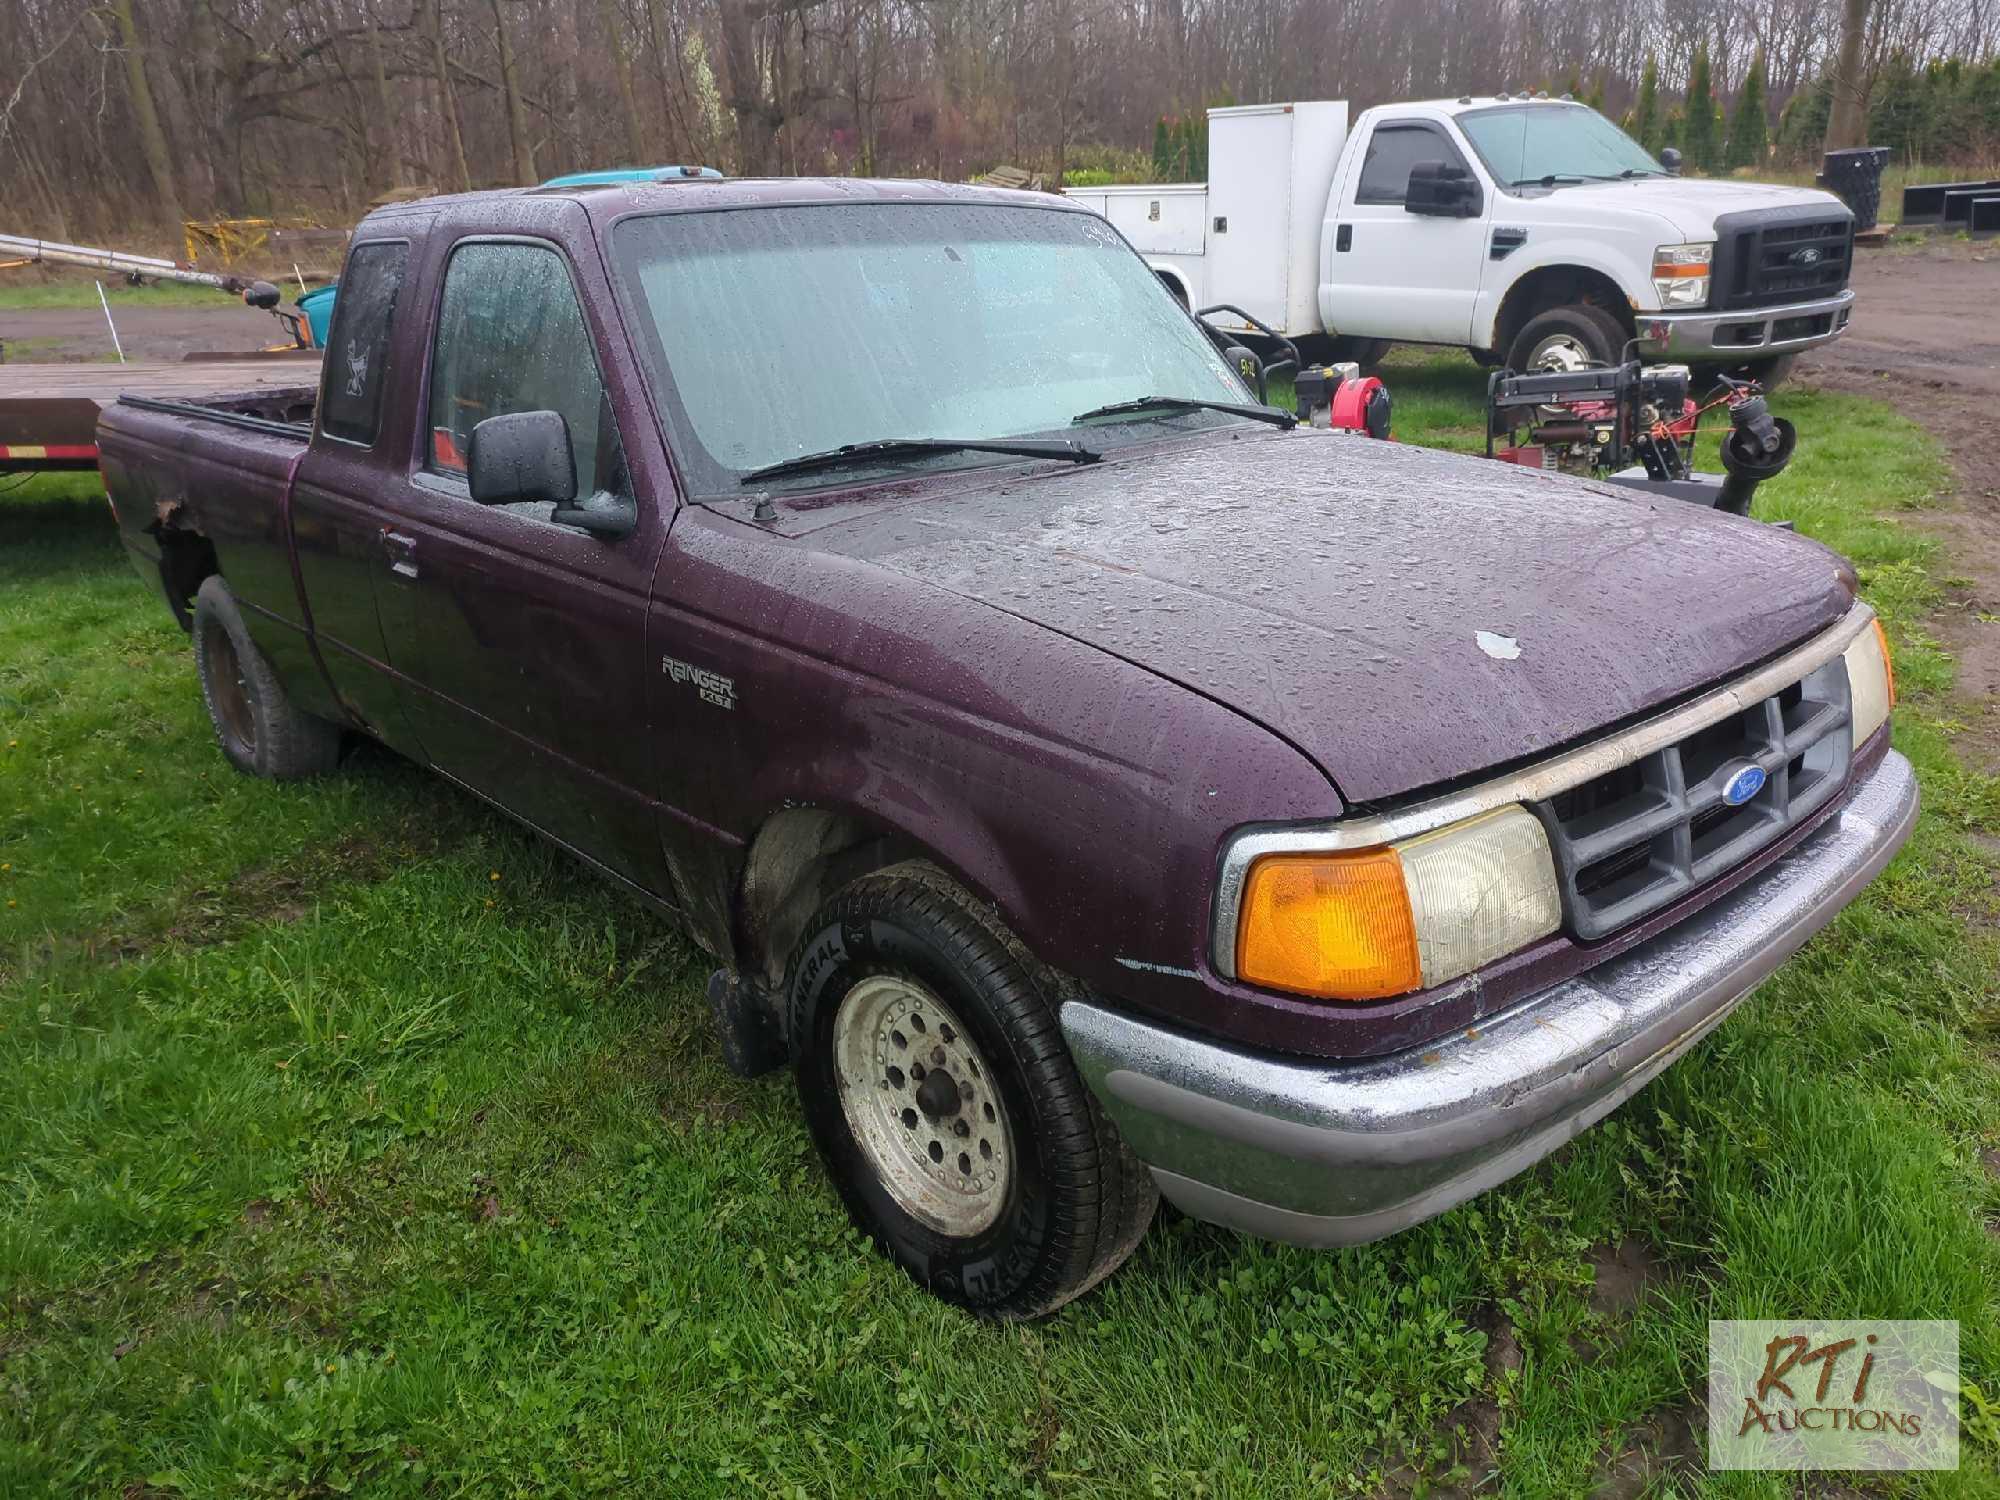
[740,436,1101,484]
[1070,395,1296,429]
[1511,172,1635,188]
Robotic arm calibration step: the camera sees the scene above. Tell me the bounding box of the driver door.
[1325,119,1492,345]
[374,235,672,896]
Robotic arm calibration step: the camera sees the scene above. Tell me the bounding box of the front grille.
[1535,656,1851,940]
[1712,207,1854,312]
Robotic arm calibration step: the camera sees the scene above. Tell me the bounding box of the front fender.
[1475,242,1660,348]
[651,509,1342,1024]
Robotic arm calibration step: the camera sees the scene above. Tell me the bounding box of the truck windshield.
[610,202,1248,494]
[1458,104,1663,187]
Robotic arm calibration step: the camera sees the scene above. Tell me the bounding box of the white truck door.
[1322,117,1491,345]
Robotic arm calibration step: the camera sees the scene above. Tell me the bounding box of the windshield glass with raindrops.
[610,202,1251,495]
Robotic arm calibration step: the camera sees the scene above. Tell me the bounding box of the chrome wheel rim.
[1528,332,1597,372]
[832,975,1013,1237]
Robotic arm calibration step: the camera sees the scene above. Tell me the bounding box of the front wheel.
[1715,352,1799,390]
[1506,303,1629,372]
[788,863,1157,1318]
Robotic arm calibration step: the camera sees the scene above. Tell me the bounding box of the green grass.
[0,276,239,311]
[3,359,1997,1496]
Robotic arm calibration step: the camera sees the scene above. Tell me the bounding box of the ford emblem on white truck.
[1722,761,1768,805]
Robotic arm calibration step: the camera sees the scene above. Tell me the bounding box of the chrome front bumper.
[1061,749,1917,1247]
[1636,288,1856,359]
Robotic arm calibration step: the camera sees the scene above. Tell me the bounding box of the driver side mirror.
[1405,160,1482,217]
[468,410,636,538]
[1659,146,1683,175]
[470,410,576,508]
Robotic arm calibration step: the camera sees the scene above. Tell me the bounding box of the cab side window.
[1355,123,1468,205]
[426,241,629,505]
[320,241,408,446]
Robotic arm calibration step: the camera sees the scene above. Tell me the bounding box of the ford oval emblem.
[1791,246,1823,266]
[1721,762,1767,806]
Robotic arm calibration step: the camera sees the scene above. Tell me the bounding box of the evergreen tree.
[1727,52,1770,169]
[1632,56,1661,152]
[1684,45,1719,171]
[1586,74,1607,113]
[1152,116,1171,178]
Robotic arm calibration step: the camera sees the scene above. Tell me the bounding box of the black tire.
[787,862,1157,1318]
[191,576,343,779]
[1506,303,1629,372]
[1733,353,1799,390]
[1328,336,1392,368]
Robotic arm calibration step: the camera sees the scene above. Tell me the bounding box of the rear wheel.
[1506,303,1629,372]
[192,576,343,779]
[1300,334,1392,368]
[788,863,1157,1318]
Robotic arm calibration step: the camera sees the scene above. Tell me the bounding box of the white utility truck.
[1066,98,1857,377]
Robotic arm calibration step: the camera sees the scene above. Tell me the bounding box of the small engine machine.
[1486,359,1796,517]
[1295,361,1393,437]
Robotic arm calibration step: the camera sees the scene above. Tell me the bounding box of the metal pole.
[95,281,127,363]
[0,233,244,293]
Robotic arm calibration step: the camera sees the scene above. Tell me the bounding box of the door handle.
[381,528,418,580]
[1335,224,1352,253]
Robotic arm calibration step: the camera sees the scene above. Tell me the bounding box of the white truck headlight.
[1234,805,1562,1001]
[1844,617,1895,749]
[1652,242,1713,309]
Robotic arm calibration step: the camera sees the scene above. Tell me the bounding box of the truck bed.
[98,387,316,634]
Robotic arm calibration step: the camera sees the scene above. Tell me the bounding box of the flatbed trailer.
[0,355,318,474]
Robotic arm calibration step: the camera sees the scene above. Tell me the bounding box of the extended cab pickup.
[1068,97,1857,376]
[100,176,1913,1318]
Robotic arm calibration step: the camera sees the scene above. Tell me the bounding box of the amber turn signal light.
[1873,617,1896,707]
[1235,849,1423,1001]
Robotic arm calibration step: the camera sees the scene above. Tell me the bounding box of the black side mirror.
[1405,160,1482,217]
[1659,147,1683,175]
[469,410,577,508]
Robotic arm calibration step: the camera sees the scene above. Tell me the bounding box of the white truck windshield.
[610,201,1247,494]
[1459,104,1664,187]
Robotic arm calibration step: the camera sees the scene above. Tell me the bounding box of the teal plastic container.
[298,285,338,348]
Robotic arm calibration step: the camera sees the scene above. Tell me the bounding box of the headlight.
[1234,805,1562,1001]
[1652,242,1713,308]
[1844,616,1895,749]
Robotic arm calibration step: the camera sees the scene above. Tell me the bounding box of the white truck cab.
[1067,97,1857,376]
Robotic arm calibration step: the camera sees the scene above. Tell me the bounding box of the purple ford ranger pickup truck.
[98,177,1916,1318]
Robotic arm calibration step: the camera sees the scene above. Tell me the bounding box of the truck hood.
[1552,177,1850,240]
[800,432,1853,804]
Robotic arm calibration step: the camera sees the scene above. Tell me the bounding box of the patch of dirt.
[1590,1405,1705,1499]
[1587,1238,1664,1321]
[161,823,446,950]
[1369,1311,1518,1497]
[0,817,457,988]
[0,302,287,363]
[1797,236,2000,775]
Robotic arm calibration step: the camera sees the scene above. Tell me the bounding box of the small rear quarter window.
[319,241,409,445]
